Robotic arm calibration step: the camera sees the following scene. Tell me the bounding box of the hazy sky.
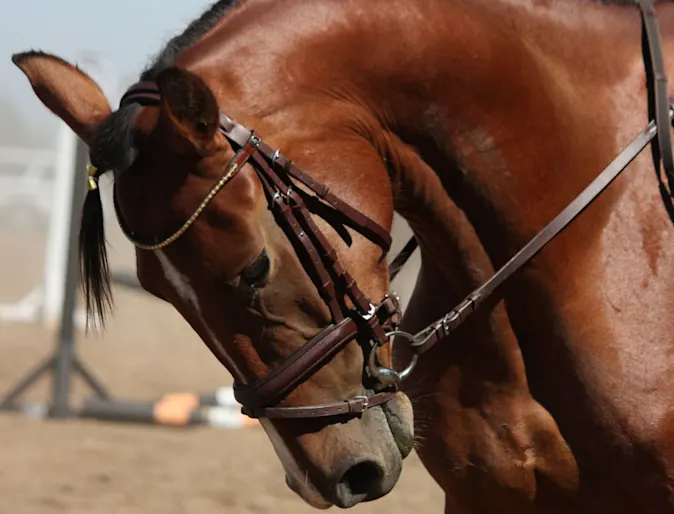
[2,0,215,148]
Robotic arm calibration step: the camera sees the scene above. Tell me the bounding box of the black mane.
[140,0,241,81]
[82,0,242,328]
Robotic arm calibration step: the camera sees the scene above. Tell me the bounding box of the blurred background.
[0,1,438,513]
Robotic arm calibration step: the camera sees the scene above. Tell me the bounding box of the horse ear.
[12,51,112,146]
[155,67,220,155]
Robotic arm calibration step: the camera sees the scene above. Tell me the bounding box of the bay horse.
[12,0,674,512]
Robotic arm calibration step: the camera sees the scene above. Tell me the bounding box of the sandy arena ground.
[0,206,442,514]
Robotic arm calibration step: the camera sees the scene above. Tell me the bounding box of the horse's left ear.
[156,67,221,155]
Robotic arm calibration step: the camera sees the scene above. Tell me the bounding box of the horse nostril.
[333,460,385,508]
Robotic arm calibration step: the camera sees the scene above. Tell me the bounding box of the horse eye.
[242,249,271,286]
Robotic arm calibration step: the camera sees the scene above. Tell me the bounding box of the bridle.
[109,85,417,420]
[97,0,673,421]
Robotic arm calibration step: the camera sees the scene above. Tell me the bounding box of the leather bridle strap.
[411,105,674,355]
[389,237,419,282]
[250,150,376,319]
[248,146,392,351]
[218,113,393,255]
[223,124,393,344]
[251,151,346,323]
[234,318,359,412]
[234,295,401,419]
[261,392,397,419]
[639,0,674,189]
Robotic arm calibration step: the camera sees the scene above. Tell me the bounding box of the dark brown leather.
[248,135,393,255]
[272,151,392,253]
[235,296,401,418]
[248,391,397,419]
[412,110,673,354]
[253,154,346,323]
[234,318,358,410]
[639,0,674,185]
[119,81,162,107]
[389,237,418,282]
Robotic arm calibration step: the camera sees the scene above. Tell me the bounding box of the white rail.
[0,122,79,327]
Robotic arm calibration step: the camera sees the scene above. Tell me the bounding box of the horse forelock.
[91,105,140,172]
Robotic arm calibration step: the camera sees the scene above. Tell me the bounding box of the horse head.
[13,46,415,508]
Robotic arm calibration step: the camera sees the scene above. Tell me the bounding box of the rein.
[96,0,672,421]
[396,0,674,356]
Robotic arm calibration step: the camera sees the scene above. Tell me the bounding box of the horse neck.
[349,0,639,274]
[182,0,674,498]
[189,0,658,319]
[315,0,656,387]
[361,0,674,433]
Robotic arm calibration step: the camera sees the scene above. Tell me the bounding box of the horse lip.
[382,393,415,459]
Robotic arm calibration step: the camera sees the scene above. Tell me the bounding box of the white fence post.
[42,122,78,328]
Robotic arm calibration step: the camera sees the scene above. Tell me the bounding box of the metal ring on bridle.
[367,330,418,388]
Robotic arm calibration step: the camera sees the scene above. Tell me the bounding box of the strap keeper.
[348,396,369,413]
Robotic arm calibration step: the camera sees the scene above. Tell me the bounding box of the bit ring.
[367,331,419,387]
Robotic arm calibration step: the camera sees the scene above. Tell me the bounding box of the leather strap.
[639,0,674,188]
[247,135,392,254]
[234,295,400,417]
[119,81,162,107]
[234,318,359,410]
[251,147,395,349]
[235,145,401,417]
[251,149,374,319]
[254,153,346,323]
[274,152,393,253]
[412,105,674,355]
[389,237,418,282]
[247,391,397,419]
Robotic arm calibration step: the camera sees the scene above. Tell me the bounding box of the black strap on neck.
[639,0,674,212]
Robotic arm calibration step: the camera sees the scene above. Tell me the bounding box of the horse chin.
[382,392,415,459]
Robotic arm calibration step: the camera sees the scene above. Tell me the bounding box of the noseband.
[108,83,417,420]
